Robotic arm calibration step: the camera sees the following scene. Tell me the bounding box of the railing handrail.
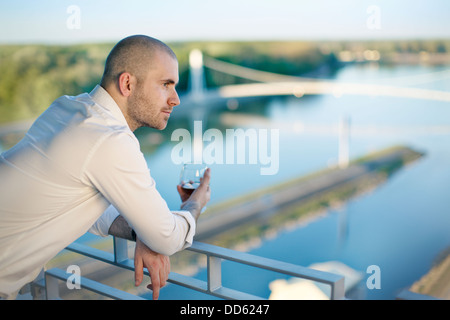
[44,237,346,300]
[189,241,345,299]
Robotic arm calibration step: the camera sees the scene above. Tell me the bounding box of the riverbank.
[194,145,424,250]
[410,247,450,300]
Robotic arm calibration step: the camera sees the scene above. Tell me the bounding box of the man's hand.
[177,168,211,220]
[134,237,170,300]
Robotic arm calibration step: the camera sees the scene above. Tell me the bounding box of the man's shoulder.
[33,92,138,160]
[50,92,131,137]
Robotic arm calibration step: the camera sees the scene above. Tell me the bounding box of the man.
[0,35,211,300]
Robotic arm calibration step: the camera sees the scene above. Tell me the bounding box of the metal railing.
[42,237,346,300]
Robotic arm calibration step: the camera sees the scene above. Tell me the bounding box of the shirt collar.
[89,85,130,129]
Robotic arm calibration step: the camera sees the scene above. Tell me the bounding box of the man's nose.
[169,90,180,107]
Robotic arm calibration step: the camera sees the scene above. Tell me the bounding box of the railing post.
[113,237,129,263]
[330,277,346,300]
[207,255,222,293]
[45,273,60,300]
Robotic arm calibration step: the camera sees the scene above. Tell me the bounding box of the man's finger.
[165,257,171,280]
[160,256,170,288]
[160,266,167,288]
[199,168,211,187]
[149,267,161,300]
[134,258,143,287]
[177,184,190,202]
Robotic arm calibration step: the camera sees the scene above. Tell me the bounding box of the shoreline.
[409,247,450,300]
[195,145,424,247]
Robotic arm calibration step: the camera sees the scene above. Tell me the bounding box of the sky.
[0,0,449,44]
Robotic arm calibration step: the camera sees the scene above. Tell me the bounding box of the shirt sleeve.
[82,131,196,256]
[88,205,120,237]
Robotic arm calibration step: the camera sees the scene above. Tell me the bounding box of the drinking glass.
[180,163,208,196]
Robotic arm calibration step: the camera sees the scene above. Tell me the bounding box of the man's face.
[128,51,180,131]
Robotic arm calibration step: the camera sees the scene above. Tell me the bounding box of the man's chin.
[155,121,169,130]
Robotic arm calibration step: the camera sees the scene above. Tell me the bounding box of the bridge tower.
[188,49,207,163]
[338,116,350,169]
[188,49,206,101]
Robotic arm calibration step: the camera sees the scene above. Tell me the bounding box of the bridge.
[13,50,446,301]
[176,49,450,169]
[180,48,450,108]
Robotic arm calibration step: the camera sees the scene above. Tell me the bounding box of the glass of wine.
[180,163,208,196]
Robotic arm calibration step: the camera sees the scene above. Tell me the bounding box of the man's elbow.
[159,246,180,257]
[136,218,193,256]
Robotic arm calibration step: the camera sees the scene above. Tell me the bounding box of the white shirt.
[0,85,195,299]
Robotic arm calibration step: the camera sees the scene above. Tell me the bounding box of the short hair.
[100,35,177,87]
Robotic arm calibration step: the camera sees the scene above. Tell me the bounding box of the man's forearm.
[108,215,136,241]
[108,201,201,241]
[180,200,202,223]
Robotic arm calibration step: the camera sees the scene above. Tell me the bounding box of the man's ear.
[118,72,134,97]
